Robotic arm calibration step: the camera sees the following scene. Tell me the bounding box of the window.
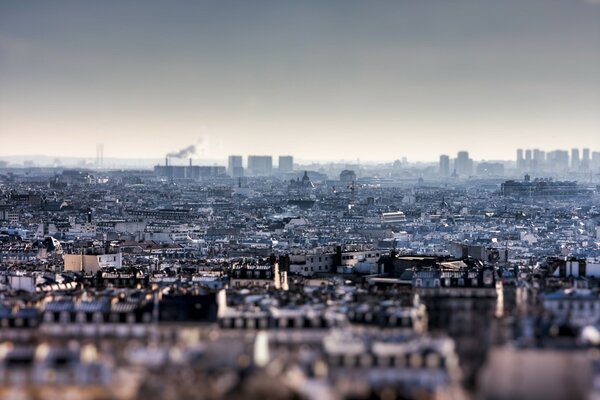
[483,270,493,286]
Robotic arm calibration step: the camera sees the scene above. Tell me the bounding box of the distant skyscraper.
[525,149,532,170]
[582,148,590,170]
[454,151,473,176]
[278,155,293,172]
[533,149,545,171]
[439,155,450,177]
[228,155,243,177]
[247,155,273,176]
[571,148,580,170]
[592,152,600,171]
[516,149,524,170]
[547,150,569,172]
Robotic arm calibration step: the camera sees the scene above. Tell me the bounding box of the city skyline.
[1,145,600,167]
[1,0,599,160]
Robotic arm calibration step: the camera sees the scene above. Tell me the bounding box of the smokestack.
[165,157,168,167]
[189,158,192,167]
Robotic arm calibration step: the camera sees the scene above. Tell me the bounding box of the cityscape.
[1,1,600,399]
[0,147,599,399]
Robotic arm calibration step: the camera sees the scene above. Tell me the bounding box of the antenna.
[96,143,104,169]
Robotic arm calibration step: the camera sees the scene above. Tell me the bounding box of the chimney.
[165,157,169,167]
[189,158,192,167]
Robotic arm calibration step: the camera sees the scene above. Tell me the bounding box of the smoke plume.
[167,144,197,158]
[167,136,208,158]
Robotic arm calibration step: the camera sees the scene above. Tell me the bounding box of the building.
[592,151,600,171]
[247,156,273,176]
[525,149,532,170]
[476,162,504,176]
[547,150,570,172]
[516,149,524,170]
[571,148,580,170]
[501,175,591,197]
[533,149,545,171]
[288,171,314,190]
[381,211,406,224]
[63,252,123,274]
[278,155,293,172]
[228,155,243,177]
[229,263,287,289]
[439,155,450,177]
[154,163,226,180]
[582,148,590,170]
[454,151,473,176]
[340,170,356,184]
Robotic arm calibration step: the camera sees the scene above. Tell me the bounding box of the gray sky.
[1,0,599,162]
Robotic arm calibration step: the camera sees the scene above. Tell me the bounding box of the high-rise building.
[571,148,580,170]
[533,149,545,172]
[439,155,450,177]
[582,148,590,170]
[516,149,524,170]
[228,155,243,177]
[592,152,600,171]
[247,155,273,176]
[547,150,569,172]
[278,155,294,172]
[525,149,532,170]
[454,151,473,176]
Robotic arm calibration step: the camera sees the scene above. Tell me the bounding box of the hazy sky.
[1,0,599,162]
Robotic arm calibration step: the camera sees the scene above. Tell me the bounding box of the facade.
[154,164,226,180]
[516,148,524,170]
[63,253,122,273]
[439,155,450,177]
[501,175,591,197]
[247,155,273,176]
[227,155,243,177]
[571,148,580,170]
[476,162,504,176]
[340,169,356,184]
[278,155,293,172]
[229,263,287,289]
[454,151,473,176]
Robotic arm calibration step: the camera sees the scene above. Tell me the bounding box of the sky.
[1,0,599,162]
